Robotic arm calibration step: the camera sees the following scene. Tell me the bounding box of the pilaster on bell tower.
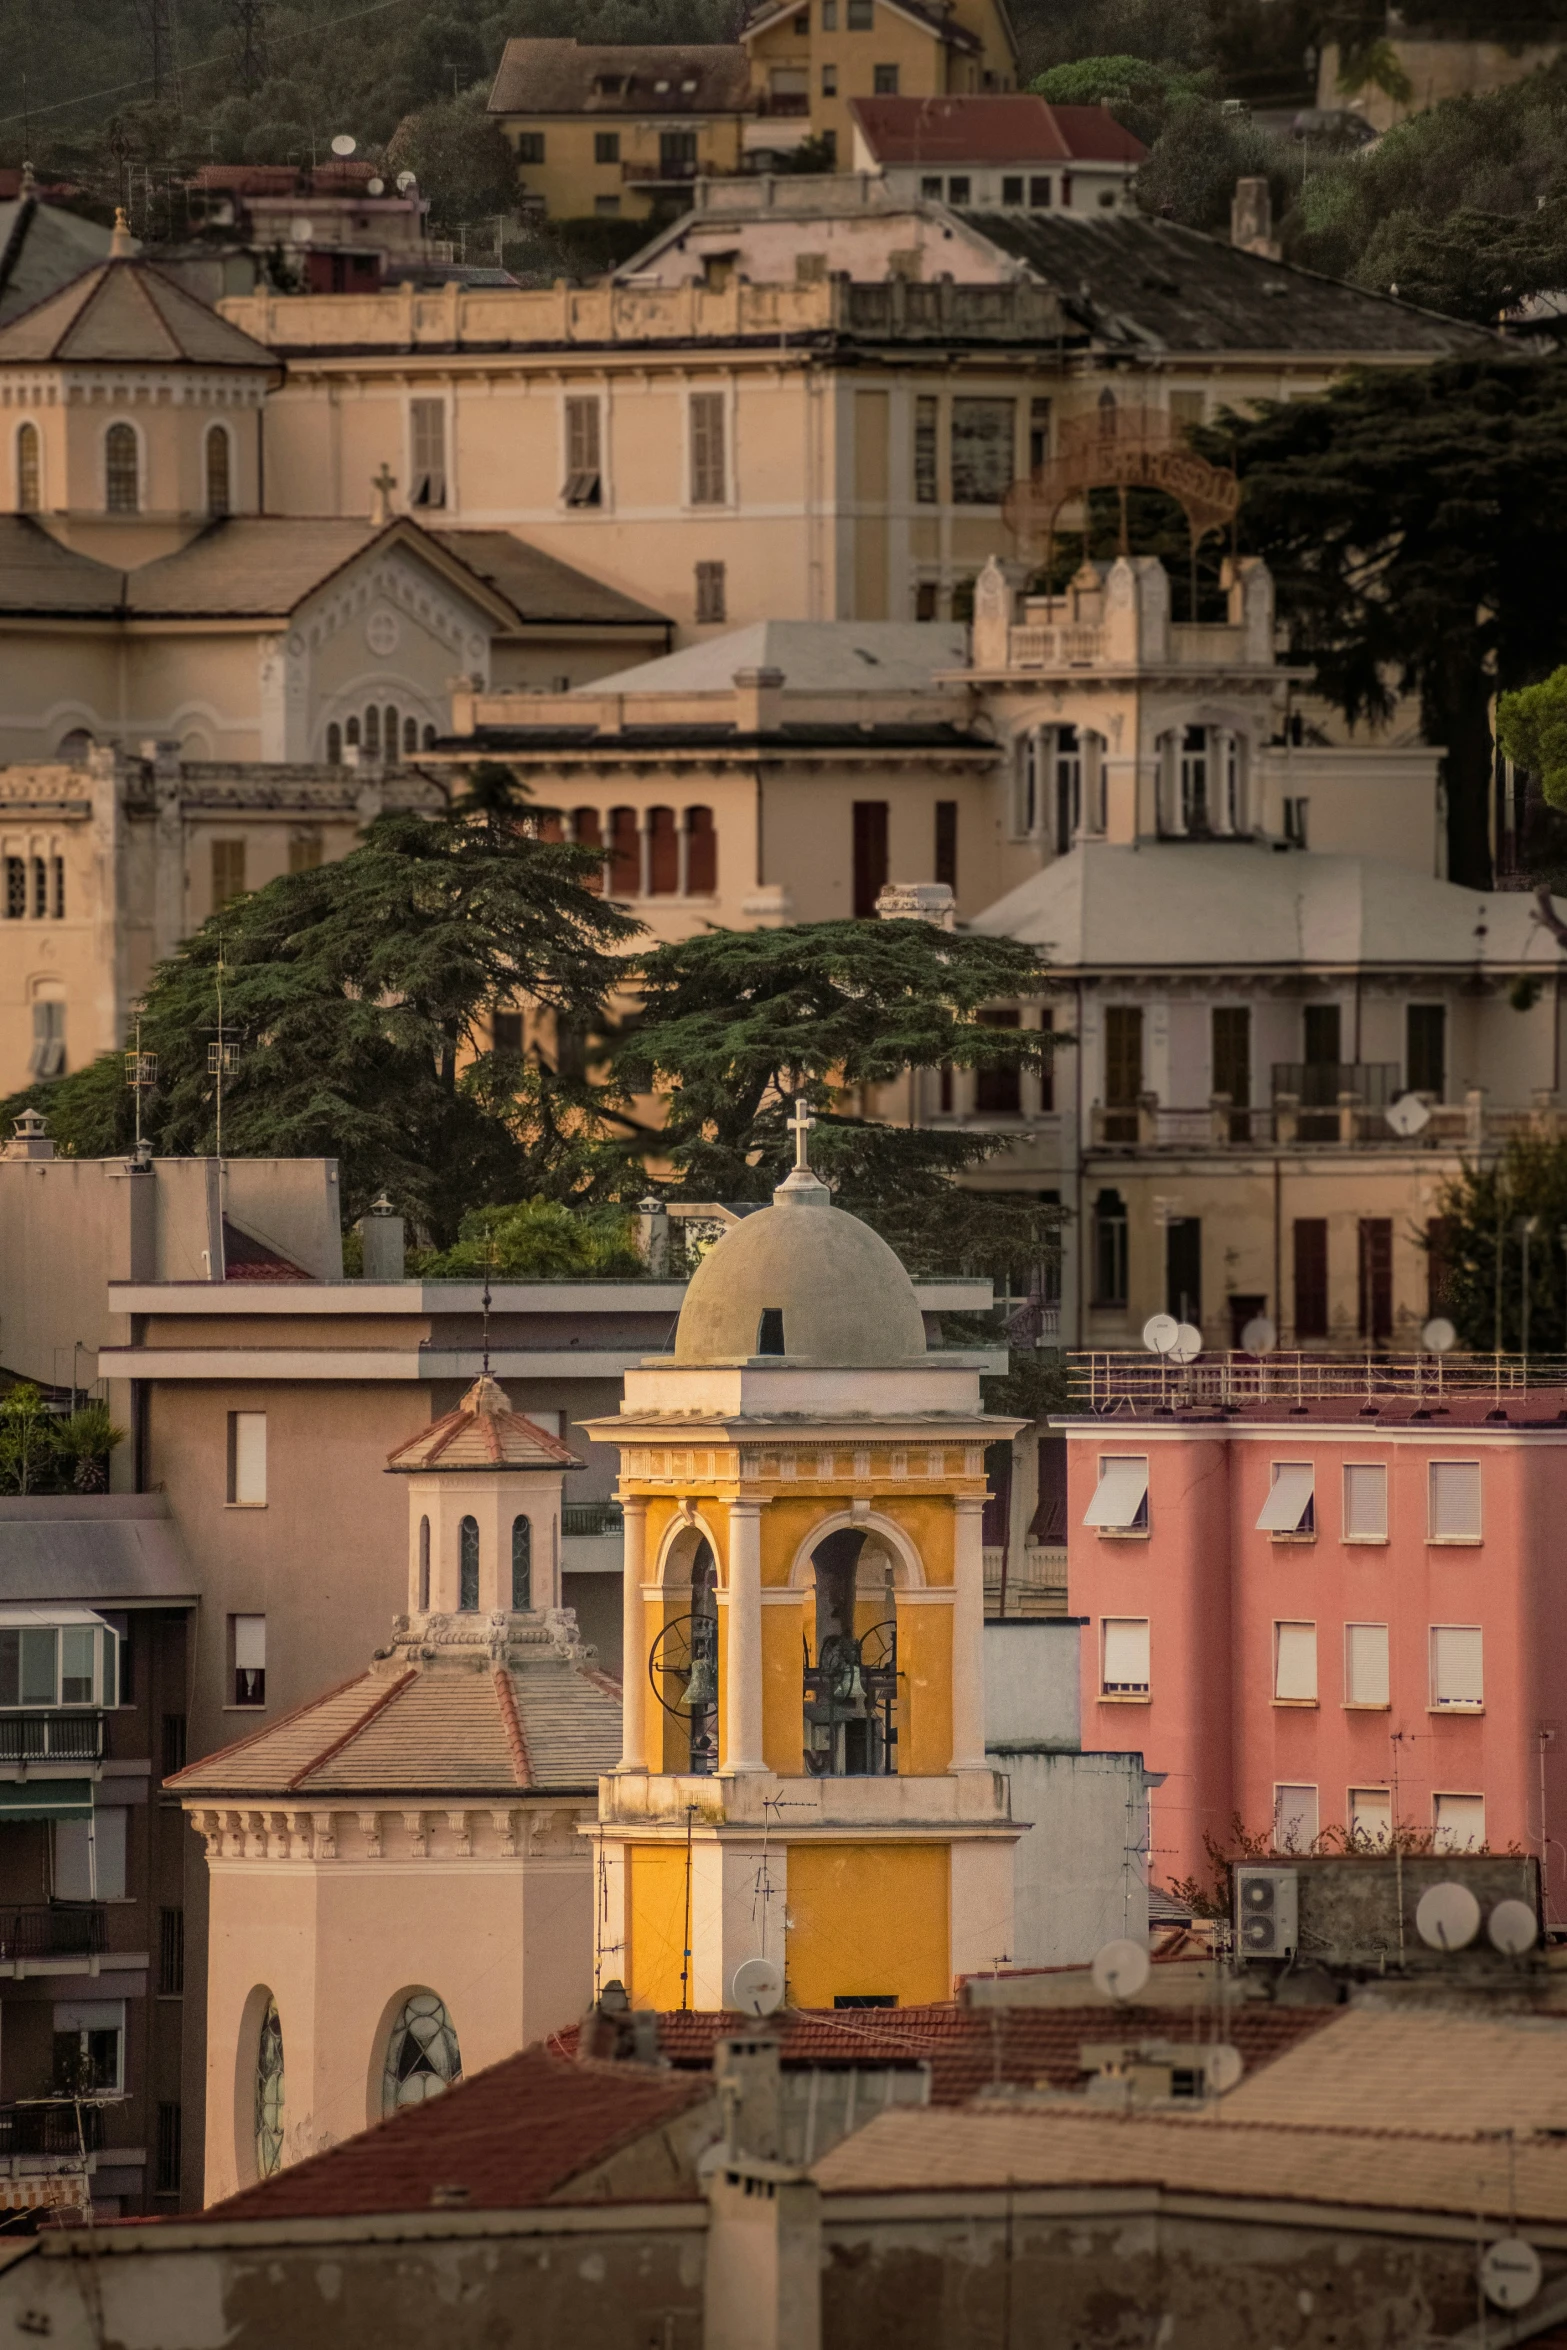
[584,1114,1022,2013]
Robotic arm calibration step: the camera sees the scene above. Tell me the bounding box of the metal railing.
[1070,1350,1567,1411]
[562,1502,624,1538]
[1088,1091,1563,1153]
[0,1905,106,1961]
[0,1714,104,1764]
[0,2102,104,2156]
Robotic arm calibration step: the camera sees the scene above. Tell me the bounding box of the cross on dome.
[787,1097,815,1173]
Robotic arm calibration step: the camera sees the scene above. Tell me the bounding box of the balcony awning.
[0,1781,94,1820]
[1257,1464,1315,1534]
[1082,1456,1149,1529]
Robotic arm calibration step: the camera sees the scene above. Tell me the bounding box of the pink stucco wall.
[1066,1416,1567,1910]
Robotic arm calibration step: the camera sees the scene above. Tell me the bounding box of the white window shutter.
[1431,1625,1483,1707]
[1083,1457,1149,1529]
[1101,1618,1150,1692]
[1343,1463,1387,1540]
[1429,1460,1481,1540]
[1273,1784,1318,1850]
[1345,1622,1389,1707]
[1274,1622,1317,1702]
[1257,1464,1315,1534]
[233,1614,266,1672]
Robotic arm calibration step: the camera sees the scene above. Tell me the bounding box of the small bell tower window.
[458,1516,479,1610]
[511,1516,531,1610]
[756,1308,785,1355]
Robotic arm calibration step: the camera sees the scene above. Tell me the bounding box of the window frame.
[1432,1791,1486,1852]
[1342,1460,1388,1544]
[1272,1620,1318,1706]
[1099,1614,1150,1699]
[1272,1783,1319,1853]
[16,418,42,512]
[562,393,604,508]
[687,388,729,509]
[407,395,448,511]
[104,419,141,514]
[1348,1786,1392,1847]
[227,1410,267,1507]
[1429,1621,1484,1713]
[204,421,233,518]
[1083,1454,1149,1537]
[230,1613,266,1709]
[1427,1458,1482,1544]
[1343,1620,1390,1710]
[1257,1461,1315,1540]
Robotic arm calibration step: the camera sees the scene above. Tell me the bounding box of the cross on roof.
[788,1097,815,1173]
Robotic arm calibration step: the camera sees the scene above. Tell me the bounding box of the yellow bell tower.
[585,1111,1021,2012]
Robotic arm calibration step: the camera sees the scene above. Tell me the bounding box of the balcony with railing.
[1089,1079,1561,1155]
[0,2100,104,2157]
[0,1712,105,1774]
[0,1905,106,1964]
[1070,1349,1567,1412]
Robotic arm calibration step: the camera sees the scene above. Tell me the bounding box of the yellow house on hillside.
[487,0,1020,215]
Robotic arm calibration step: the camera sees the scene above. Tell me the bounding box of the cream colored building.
[171,1373,620,2204]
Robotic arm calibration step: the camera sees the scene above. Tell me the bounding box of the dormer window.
[757,1308,786,1355]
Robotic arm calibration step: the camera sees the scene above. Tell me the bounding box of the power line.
[0,0,419,130]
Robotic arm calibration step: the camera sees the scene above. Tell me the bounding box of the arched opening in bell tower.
[803,1528,899,1778]
[649,1527,718,1775]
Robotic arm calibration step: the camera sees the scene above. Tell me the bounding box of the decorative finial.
[480,1241,494,1377]
[369,460,396,526]
[109,206,135,260]
[787,1095,815,1174]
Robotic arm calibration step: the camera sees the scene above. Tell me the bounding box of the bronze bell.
[682,1652,717,1713]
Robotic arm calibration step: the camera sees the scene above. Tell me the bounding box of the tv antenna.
[123,1005,157,1163]
[230,0,267,95]
[204,935,240,1159]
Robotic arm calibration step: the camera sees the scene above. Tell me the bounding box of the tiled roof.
[386,1374,580,1474]
[550,2002,1333,2103]
[1221,2008,1567,2136]
[744,0,980,51]
[0,518,127,615]
[202,2046,714,2222]
[168,1621,621,1798]
[431,530,669,628]
[811,2102,1567,2224]
[119,517,514,621]
[0,255,277,367]
[0,196,113,326]
[489,37,752,117]
[851,94,1144,167]
[964,210,1487,353]
[221,1216,311,1282]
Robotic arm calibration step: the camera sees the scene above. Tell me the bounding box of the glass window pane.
[20,1628,56,1705]
[511,1517,531,1610]
[459,1517,480,1610]
[60,1627,95,1705]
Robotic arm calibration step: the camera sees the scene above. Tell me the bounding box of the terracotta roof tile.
[1220,2007,1567,2136]
[850,94,1145,167]
[488,37,751,117]
[201,2046,713,2222]
[386,1375,580,1474]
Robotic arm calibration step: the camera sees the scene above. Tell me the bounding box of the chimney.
[731,666,785,735]
[5,1110,53,1161]
[360,1193,405,1281]
[1230,177,1281,261]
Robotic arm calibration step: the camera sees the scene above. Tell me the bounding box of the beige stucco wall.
[196,1813,594,2203]
[1317,33,1563,131]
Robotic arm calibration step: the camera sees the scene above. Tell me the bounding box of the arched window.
[326,723,342,766]
[511,1516,531,1610]
[417,1516,430,1612]
[1053,725,1082,854]
[685,806,716,894]
[344,716,361,748]
[16,421,40,513]
[423,724,436,750]
[51,856,64,919]
[608,807,640,897]
[105,422,138,513]
[647,805,678,894]
[205,425,231,517]
[403,716,418,757]
[1179,725,1209,833]
[56,729,93,766]
[382,1992,461,2115]
[364,705,380,759]
[571,808,604,893]
[255,1995,284,2178]
[458,1516,479,1610]
[31,858,46,919]
[384,706,398,760]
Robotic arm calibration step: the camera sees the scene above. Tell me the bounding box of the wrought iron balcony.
[0,2100,104,2155]
[622,156,703,183]
[562,1501,624,1538]
[0,1712,104,1765]
[0,1905,107,1962]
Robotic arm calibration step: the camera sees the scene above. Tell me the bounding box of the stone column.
[950,1495,988,1771]
[617,1498,648,1772]
[725,1500,765,1773]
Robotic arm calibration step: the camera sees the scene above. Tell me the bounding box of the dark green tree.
[0,769,637,1243]
[1206,356,1567,887]
[1430,1137,1567,1354]
[608,921,1062,1278]
[385,100,519,227]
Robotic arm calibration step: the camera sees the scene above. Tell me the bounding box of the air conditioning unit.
[1234,1865,1298,1960]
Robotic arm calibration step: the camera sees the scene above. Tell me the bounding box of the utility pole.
[231,0,267,98]
[146,0,176,103]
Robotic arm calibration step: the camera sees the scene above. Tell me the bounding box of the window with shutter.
[563,398,602,506]
[695,561,726,622]
[231,1614,265,1707]
[1349,1788,1392,1847]
[1257,1464,1314,1536]
[1433,1792,1485,1851]
[28,999,64,1078]
[1101,1618,1149,1694]
[950,398,1016,506]
[1429,1460,1481,1541]
[1273,1784,1318,1851]
[227,1412,266,1505]
[689,393,726,505]
[1273,1622,1317,1702]
[1343,1462,1387,1541]
[1344,1622,1389,1707]
[914,396,938,503]
[409,399,446,508]
[1083,1456,1149,1532]
[1103,1006,1143,1107]
[1430,1624,1483,1709]
[205,426,231,517]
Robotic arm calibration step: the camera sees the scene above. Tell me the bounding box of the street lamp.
[1518,1215,1541,1370]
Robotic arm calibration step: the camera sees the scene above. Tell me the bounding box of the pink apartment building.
[1063,1371,1567,1910]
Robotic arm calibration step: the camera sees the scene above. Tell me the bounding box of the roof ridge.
[164,1666,374,1785]
[285,1664,419,1791]
[961,2106,1567,2151]
[494,1665,534,1786]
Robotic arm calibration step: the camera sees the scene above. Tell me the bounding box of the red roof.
[200,2046,713,2222]
[850,94,1145,168]
[551,2001,1332,2104]
[188,161,380,196]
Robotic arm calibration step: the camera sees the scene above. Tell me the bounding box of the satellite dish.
[1142,1313,1178,1356]
[289,216,314,244]
[1240,1315,1277,1355]
[1415,1881,1482,1952]
[1385,1091,1432,1138]
[367,175,385,195]
[1090,1937,1151,2003]
[1169,1322,1203,1365]
[730,1956,785,2018]
[1481,2238,1543,2311]
[1422,1317,1457,1354]
[330,132,357,156]
[396,169,418,191]
[1205,2044,1244,2095]
[1488,1897,1539,1956]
